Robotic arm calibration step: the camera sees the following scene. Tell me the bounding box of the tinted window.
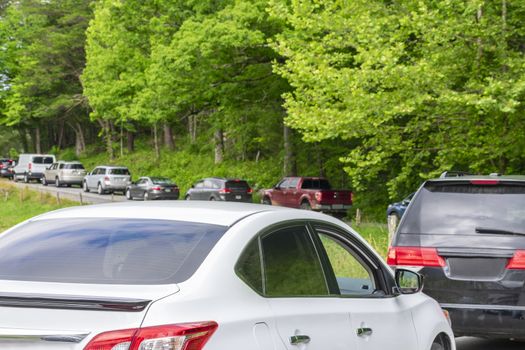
[64,163,85,170]
[318,233,375,296]
[203,179,213,188]
[261,225,328,296]
[226,180,250,191]
[109,168,130,175]
[236,238,263,294]
[32,157,54,164]
[301,179,332,190]
[151,177,174,185]
[399,183,525,236]
[0,219,227,285]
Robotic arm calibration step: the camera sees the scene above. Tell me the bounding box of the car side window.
[317,232,376,296]
[236,238,263,294]
[261,225,328,297]
[287,178,299,188]
[277,179,289,189]
[194,181,203,189]
[203,179,213,188]
[93,168,100,175]
[212,181,220,189]
[59,163,65,169]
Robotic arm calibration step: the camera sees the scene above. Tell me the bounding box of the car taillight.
[387,247,445,267]
[28,162,32,171]
[0,164,3,169]
[247,188,253,194]
[84,322,218,350]
[315,191,322,202]
[506,250,525,269]
[151,186,161,191]
[104,176,110,183]
[219,188,232,194]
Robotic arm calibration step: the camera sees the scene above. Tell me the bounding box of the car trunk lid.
[0,280,178,349]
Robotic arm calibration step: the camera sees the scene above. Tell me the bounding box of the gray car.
[42,161,86,187]
[125,177,180,201]
[83,165,131,195]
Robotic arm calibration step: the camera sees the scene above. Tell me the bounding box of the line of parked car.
[1,153,354,218]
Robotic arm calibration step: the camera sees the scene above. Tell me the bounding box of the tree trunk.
[316,143,325,177]
[127,130,135,153]
[283,124,297,176]
[98,120,114,160]
[188,115,197,143]
[214,129,224,164]
[153,123,160,160]
[57,121,65,150]
[35,126,42,154]
[163,122,175,150]
[19,127,29,153]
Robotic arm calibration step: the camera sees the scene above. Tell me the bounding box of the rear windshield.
[0,159,13,165]
[0,218,227,285]
[32,156,54,164]
[301,179,332,190]
[226,180,250,190]
[399,183,525,236]
[64,163,85,170]
[151,177,174,185]
[109,168,130,175]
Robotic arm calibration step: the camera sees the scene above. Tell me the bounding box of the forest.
[0,0,524,216]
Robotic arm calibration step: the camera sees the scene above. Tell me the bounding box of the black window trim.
[309,221,397,298]
[235,219,397,299]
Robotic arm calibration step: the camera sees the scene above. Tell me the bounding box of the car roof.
[428,174,525,183]
[28,201,293,227]
[96,165,128,169]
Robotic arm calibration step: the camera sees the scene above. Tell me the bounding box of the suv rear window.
[301,179,331,190]
[0,219,227,285]
[64,163,85,170]
[226,180,250,191]
[109,168,130,175]
[32,156,54,164]
[398,182,525,236]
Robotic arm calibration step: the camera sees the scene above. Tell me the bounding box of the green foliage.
[272,0,525,208]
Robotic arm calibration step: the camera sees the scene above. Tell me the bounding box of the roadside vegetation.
[2,1,524,219]
[0,181,76,231]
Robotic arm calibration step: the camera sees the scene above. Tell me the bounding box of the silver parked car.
[83,165,131,195]
[42,161,87,187]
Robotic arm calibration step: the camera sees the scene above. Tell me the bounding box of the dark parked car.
[125,177,180,200]
[388,173,525,340]
[386,193,414,233]
[0,159,15,178]
[185,177,252,202]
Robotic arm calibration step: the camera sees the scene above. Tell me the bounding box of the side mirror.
[395,268,423,295]
[191,184,195,188]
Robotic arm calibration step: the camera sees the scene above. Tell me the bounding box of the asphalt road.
[456,337,524,350]
[8,179,126,204]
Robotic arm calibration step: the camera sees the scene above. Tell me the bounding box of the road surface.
[456,337,523,350]
[8,179,126,204]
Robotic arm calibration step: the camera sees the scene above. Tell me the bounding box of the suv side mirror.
[395,268,423,295]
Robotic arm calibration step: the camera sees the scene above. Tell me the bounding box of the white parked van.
[13,154,56,183]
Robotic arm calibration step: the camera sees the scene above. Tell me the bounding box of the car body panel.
[186,178,252,202]
[13,154,55,181]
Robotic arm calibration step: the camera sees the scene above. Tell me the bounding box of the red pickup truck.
[261,177,352,218]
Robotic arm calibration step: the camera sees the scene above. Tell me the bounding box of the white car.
[0,202,454,350]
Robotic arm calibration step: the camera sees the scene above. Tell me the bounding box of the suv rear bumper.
[442,304,525,339]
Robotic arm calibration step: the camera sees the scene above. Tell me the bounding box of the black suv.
[185,177,253,202]
[388,173,525,339]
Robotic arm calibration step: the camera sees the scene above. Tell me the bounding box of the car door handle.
[356,327,373,337]
[290,335,310,345]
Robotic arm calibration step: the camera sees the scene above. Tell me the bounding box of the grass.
[0,180,78,231]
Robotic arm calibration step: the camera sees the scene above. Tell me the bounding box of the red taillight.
[506,250,525,269]
[219,188,232,194]
[387,247,446,267]
[104,176,110,182]
[28,162,32,171]
[470,180,499,185]
[151,186,161,191]
[0,164,3,169]
[314,191,322,202]
[247,188,253,194]
[84,322,218,350]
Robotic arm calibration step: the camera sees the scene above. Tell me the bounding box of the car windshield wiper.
[475,227,525,236]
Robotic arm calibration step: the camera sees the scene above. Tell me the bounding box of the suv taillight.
[28,162,32,171]
[151,186,161,191]
[387,247,446,267]
[314,191,322,202]
[104,176,110,183]
[247,188,253,194]
[506,250,525,269]
[219,188,232,194]
[84,322,218,350]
